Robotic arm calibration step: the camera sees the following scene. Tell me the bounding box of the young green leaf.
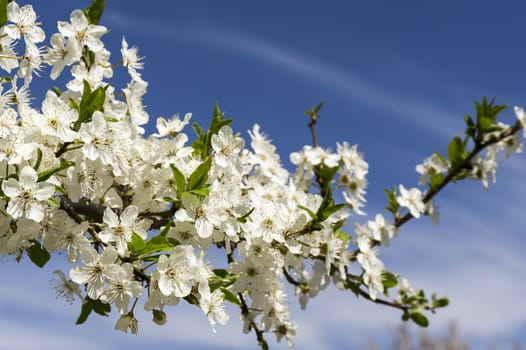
[344,280,362,297]
[91,297,111,316]
[25,240,50,268]
[297,205,317,220]
[236,207,254,223]
[384,186,399,215]
[203,103,233,156]
[170,164,186,197]
[38,160,75,182]
[318,165,339,188]
[83,0,106,25]
[221,287,242,306]
[75,297,111,324]
[208,102,233,136]
[192,122,205,140]
[76,298,93,324]
[304,101,324,120]
[74,81,106,129]
[143,235,177,254]
[187,187,210,197]
[429,172,444,190]
[432,295,449,308]
[410,312,429,327]
[159,222,172,237]
[381,271,398,290]
[334,228,351,244]
[447,136,464,167]
[128,232,146,254]
[317,203,345,222]
[316,187,335,220]
[187,157,212,191]
[33,148,43,171]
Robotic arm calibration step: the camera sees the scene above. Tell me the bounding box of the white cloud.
[379,193,526,339]
[0,320,105,350]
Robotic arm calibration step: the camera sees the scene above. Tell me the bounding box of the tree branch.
[395,121,522,228]
[238,293,269,350]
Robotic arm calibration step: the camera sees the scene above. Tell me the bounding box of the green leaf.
[212,269,229,279]
[33,148,43,171]
[191,139,206,157]
[384,186,399,215]
[25,240,50,268]
[69,98,80,112]
[170,164,186,197]
[76,299,93,324]
[187,157,212,191]
[381,271,398,290]
[76,297,111,324]
[129,232,177,256]
[208,102,233,136]
[203,103,233,156]
[163,196,177,203]
[221,287,242,306]
[464,114,476,137]
[318,165,339,188]
[83,86,106,119]
[143,235,177,255]
[187,187,210,197]
[208,276,223,291]
[159,222,171,237]
[474,97,508,134]
[318,203,345,222]
[433,152,448,167]
[83,0,106,25]
[91,297,111,316]
[429,172,444,190]
[344,280,361,297]
[297,205,317,220]
[104,116,119,123]
[128,232,146,254]
[304,101,324,119]
[192,122,205,140]
[0,0,8,27]
[259,339,270,350]
[334,228,351,244]
[410,312,429,327]
[447,137,464,167]
[210,270,239,291]
[221,273,239,289]
[74,81,106,129]
[38,160,75,182]
[51,87,62,97]
[316,187,335,219]
[315,188,346,222]
[236,207,254,223]
[433,296,449,308]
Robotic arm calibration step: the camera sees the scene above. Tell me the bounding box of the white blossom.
[396,184,425,218]
[2,166,54,222]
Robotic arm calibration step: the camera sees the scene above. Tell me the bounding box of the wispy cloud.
[104,10,460,139]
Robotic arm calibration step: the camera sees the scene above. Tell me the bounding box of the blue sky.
[1,1,526,349]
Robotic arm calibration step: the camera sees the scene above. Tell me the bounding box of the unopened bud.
[152,309,167,325]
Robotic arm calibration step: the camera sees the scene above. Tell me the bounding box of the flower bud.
[115,313,138,335]
[152,309,167,325]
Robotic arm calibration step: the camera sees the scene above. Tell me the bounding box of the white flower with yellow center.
[2,165,54,222]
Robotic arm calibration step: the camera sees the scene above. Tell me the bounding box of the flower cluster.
[0,2,523,349]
